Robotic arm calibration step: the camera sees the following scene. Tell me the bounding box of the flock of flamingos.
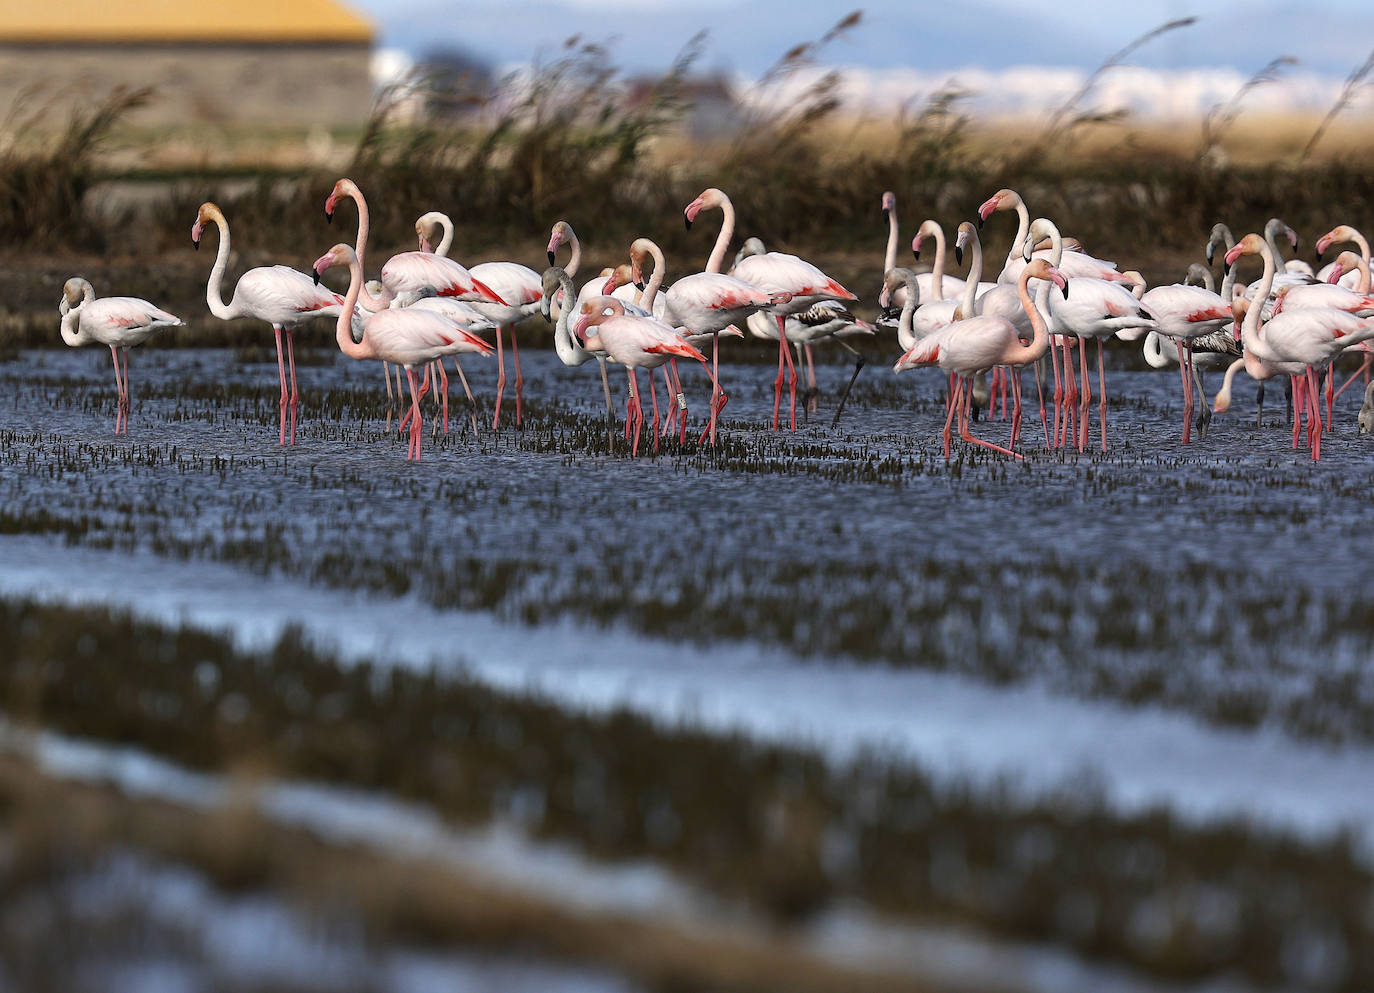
[55,178,1374,462]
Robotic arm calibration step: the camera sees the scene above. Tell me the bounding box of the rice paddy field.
[3,323,1374,993]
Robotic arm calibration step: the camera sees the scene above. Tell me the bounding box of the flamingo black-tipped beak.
[1206,248,1215,265]
[324,208,333,224]
[547,250,556,265]
[1062,283,1070,299]
[684,216,693,230]
[192,237,199,251]
[976,216,984,230]
[954,246,963,266]
[313,268,321,285]
[1315,250,1324,263]
[911,248,920,261]
[634,280,646,291]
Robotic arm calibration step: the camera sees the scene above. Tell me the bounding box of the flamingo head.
[1315,225,1355,261]
[1022,217,1056,262]
[1205,222,1234,265]
[879,267,916,309]
[1224,233,1265,271]
[547,220,573,266]
[1327,250,1362,284]
[684,187,725,229]
[602,263,633,296]
[1230,295,1249,342]
[311,243,355,284]
[324,178,357,223]
[629,238,657,289]
[953,222,975,267]
[881,190,896,215]
[976,188,1019,227]
[1023,259,1067,298]
[573,296,624,343]
[191,202,222,250]
[61,277,92,310]
[1265,217,1299,252]
[540,266,567,321]
[414,211,447,254]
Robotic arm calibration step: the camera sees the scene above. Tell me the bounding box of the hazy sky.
[349,0,1374,78]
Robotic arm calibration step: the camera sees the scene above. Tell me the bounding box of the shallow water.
[3,344,1374,991]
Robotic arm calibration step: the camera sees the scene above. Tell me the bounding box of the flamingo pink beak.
[1224,243,1245,268]
[324,193,339,222]
[191,220,203,249]
[418,235,433,253]
[684,198,704,229]
[546,232,562,265]
[910,233,923,261]
[976,195,1001,225]
[572,311,595,342]
[1327,263,1344,285]
[879,285,893,308]
[311,250,334,284]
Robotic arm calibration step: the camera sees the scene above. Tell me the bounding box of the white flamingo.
[59,278,184,435]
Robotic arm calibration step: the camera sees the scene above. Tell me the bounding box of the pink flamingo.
[893,259,1066,461]
[977,189,1132,285]
[323,180,505,312]
[416,210,543,428]
[572,297,724,456]
[1139,274,1234,444]
[685,187,855,431]
[312,243,494,461]
[1224,233,1374,458]
[192,202,352,446]
[1316,225,1369,290]
[59,278,184,435]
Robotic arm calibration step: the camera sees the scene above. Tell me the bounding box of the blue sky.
[349,1,1374,78]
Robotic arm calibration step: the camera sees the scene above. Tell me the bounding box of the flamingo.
[686,187,856,431]
[976,189,1131,285]
[571,297,724,456]
[1315,225,1369,290]
[192,202,355,445]
[732,235,872,420]
[404,297,498,433]
[323,180,506,312]
[893,260,1066,460]
[1223,233,1374,458]
[909,220,967,301]
[1137,268,1233,444]
[311,243,495,461]
[415,210,544,428]
[58,278,184,435]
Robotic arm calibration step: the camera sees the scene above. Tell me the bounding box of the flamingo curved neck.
[922,222,949,298]
[564,229,582,279]
[60,304,87,347]
[1014,268,1051,363]
[706,194,735,275]
[433,213,454,257]
[960,233,980,317]
[552,272,585,364]
[1003,197,1030,273]
[638,240,666,312]
[883,203,899,274]
[1264,221,1290,269]
[1240,243,1276,350]
[898,274,918,342]
[203,211,237,321]
[1351,230,1371,293]
[340,185,388,312]
[334,252,376,361]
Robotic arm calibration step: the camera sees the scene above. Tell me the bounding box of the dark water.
[5,344,1374,992]
[4,345,1372,742]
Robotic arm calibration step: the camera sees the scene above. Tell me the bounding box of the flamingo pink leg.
[958,374,1023,460]
[1077,336,1092,452]
[1009,368,1024,450]
[1032,359,1049,449]
[1334,353,1372,402]
[1178,345,1192,444]
[404,366,423,461]
[709,332,720,445]
[436,360,450,434]
[1047,338,1063,447]
[771,319,787,430]
[286,329,299,445]
[660,365,677,440]
[109,345,126,434]
[627,369,643,456]
[400,365,433,434]
[647,368,661,453]
[942,377,961,460]
[492,323,507,429]
[1308,367,1323,459]
[1324,367,1334,430]
[273,326,288,445]
[510,326,524,427]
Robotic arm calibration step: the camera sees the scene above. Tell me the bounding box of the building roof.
[0,0,373,44]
